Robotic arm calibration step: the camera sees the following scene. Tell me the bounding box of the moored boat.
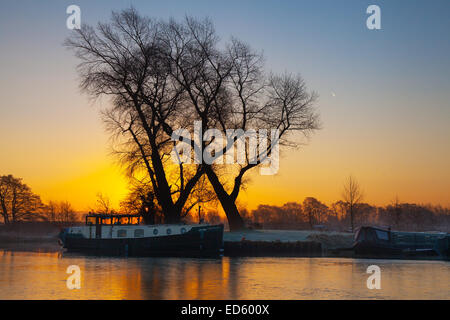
[353,226,450,260]
[58,213,224,257]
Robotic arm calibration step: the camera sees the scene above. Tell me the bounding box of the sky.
[0,0,449,212]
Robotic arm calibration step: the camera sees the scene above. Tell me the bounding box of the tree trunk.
[147,139,183,224]
[1,213,9,224]
[308,211,313,229]
[350,205,354,233]
[205,166,245,231]
[165,209,182,224]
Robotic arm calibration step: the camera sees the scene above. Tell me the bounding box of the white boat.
[58,214,224,257]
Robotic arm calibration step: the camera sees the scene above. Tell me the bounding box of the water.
[0,250,448,299]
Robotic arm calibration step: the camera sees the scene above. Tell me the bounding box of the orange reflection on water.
[0,251,449,299]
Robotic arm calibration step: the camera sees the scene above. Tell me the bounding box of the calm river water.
[0,250,448,299]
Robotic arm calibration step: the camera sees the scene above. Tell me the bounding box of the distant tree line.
[237,200,450,233]
[190,177,450,233]
[0,174,77,224]
[2,174,448,233]
[163,195,450,233]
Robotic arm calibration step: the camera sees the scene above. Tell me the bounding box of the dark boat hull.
[60,225,224,257]
[352,242,443,259]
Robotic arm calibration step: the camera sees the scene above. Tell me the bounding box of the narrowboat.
[58,214,224,257]
[353,226,450,260]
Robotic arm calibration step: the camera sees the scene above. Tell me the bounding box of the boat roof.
[86,213,141,218]
[358,225,447,235]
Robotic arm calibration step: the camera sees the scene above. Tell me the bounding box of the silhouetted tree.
[120,182,163,223]
[251,202,306,229]
[205,211,222,225]
[46,200,58,222]
[58,201,77,223]
[162,17,320,230]
[66,8,204,224]
[0,175,45,223]
[66,8,319,229]
[93,193,114,214]
[302,197,328,228]
[341,175,363,232]
[43,200,77,223]
[389,196,402,228]
[329,200,347,228]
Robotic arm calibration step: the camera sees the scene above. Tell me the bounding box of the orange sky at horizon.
[3,124,449,214]
[1,76,449,213]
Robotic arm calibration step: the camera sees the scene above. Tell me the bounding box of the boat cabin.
[355,226,446,248]
[354,226,449,259]
[86,213,142,226]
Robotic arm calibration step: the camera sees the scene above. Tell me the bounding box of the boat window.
[134,229,144,237]
[167,228,172,235]
[130,217,140,225]
[117,229,127,238]
[119,217,129,225]
[181,227,187,234]
[86,216,96,225]
[356,229,364,241]
[153,229,158,235]
[375,230,389,241]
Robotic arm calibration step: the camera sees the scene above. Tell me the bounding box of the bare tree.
[390,195,402,228]
[66,9,319,230]
[341,175,363,232]
[65,8,204,223]
[302,197,328,228]
[161,18,320,230]
[120,173,215,225]
[120,182,153,215]
[59,201,77,223]
[0,175,45,223]
[43,200,77,223]
[94,193,114,214]
[205,211,222,225]
[45,200,58,222]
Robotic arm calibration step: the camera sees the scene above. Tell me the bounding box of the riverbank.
[224,230,354,249]
[0,224,354,255]
[0,222,61,252]
[223,230,354,257]
[0,238,61,252]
